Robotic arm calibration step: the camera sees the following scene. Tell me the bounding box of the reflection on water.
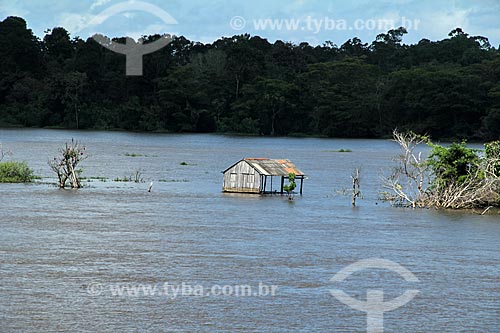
[0,129,499,332]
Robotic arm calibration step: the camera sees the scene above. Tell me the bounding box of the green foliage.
[301,58,382,137]
[485,141,500,159]
[485,141,500,174]
[114,170,144,183]
[1,15,500,140]
[0,161,34,183]
[283,173,297,199]
[114,176,131,182]
[427,141,480,185]
[83,176,108,182]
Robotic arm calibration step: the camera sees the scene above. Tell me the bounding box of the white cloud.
[57,12,94,35]
[90,0,112,11]
[375,10,403,29]
[421,8,471,41]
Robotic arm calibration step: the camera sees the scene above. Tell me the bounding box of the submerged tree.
[49,140,87,188]
[382,130,430,207]
[351,168,361,206]
[485,141,500,175]
[425,141,500,209]
[382,130,500,209]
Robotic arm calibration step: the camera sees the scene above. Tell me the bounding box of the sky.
[1,0,499,47]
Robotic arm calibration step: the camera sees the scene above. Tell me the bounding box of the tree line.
[1,16,500,140]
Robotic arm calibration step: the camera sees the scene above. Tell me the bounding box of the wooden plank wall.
[223,161,261,193]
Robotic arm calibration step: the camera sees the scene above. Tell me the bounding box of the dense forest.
[1,16,500,140]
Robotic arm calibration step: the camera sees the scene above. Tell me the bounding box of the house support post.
[280,176,285,195]
[300,177,304,195]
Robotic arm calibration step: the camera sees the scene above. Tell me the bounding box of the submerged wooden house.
[222,158,305,194]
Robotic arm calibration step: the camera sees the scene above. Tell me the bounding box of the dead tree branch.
[351,168,361,206]
[381,130,430,207]
[49,140,87,189]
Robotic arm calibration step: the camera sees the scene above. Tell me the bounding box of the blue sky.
[1,0,499,47]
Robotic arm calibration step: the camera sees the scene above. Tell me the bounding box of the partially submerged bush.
[0,161,34,183]
[382,130,500,209]
[485,141,500,175]
[427,141,480,186]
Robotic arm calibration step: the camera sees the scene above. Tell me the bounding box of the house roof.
[224,158,305,177]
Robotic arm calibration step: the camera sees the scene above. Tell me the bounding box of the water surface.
[1,129,499,332]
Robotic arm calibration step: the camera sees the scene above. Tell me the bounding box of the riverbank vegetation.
[0,161,34,183]
[1,16,500,140]
[382,131,500,209]
[0,143,34,183]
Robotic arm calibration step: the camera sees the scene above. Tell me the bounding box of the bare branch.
[48,140,87,189]
[351,167,361,206]
[381,130,430,207]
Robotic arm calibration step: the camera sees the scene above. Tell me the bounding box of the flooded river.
[1,129,499,332]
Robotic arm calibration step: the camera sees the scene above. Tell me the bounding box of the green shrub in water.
[0,161,34,183]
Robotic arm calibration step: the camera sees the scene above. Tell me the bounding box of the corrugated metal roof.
[242,158,305,176]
